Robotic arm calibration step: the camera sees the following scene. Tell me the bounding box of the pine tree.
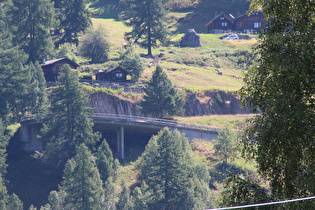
[132,187,148,210]
[116,180,132,210]
[56,0,91,46]
[138,128,211,209]
[41,190,67,210]
[0,120,8,177]
[40,64,100,169]
[96,139,114,183]
[0,18,32,124]
[26,62,47,115]
[101,177,118,210]
[60,144,103,210]
[0,8,47,124]
[213,125,237,163]
[0,175,8,210]
[8,0,55,63]
[140,66,184,118]
[123,0,169,56]
[7,193,23,210]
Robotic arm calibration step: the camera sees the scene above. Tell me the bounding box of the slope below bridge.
[20,114,220,159]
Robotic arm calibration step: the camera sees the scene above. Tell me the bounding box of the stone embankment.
[87,91,250,116]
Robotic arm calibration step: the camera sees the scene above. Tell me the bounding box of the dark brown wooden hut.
[205,13,235,34]
[95,66,127,82]
[233,11,265,34]
[40,57,79,82]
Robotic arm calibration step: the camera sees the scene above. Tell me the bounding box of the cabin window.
[254,22,261,28]
[222,22,227,26]
[220,17,224,20]
[116,73,123,78]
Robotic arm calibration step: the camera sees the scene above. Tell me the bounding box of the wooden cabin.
[41,57,79,82]
[233,11,265,34]
[205,13,235,34]
[206,11,266,34]
[95,66,127,82]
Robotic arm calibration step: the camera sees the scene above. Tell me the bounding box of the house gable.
[205,13,234,34]
[206,11,266,34]
[233,11,265,34]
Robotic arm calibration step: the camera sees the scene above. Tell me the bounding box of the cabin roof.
[41,57,79,68]
[205,13,235,27]
[104,66,127,74]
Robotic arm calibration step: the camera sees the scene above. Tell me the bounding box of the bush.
[79,27,110,63]
[119,45,145,82]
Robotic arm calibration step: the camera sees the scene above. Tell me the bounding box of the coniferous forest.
[0,0,314,209]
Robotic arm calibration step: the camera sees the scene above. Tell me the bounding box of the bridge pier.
[116,126,125,159]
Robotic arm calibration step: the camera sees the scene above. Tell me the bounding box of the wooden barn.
[41,57,79,82]
[95,66,128,82]
[205,13,235,34]
[233,11,265,34]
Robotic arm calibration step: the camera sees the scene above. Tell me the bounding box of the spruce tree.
[213,125,237,163]
[0,18,32,124]
[116,180,132,210]
[56,0,91,46]
[60,144,103,210]
[140,66,184,118]
[132,187,148,210]
[123,0,169,56]
[26,62,47,115]
[96,140,114,183]
[138,128,211,209]
[7,193,23,210]
[0,8,46,124]
[0,120,8,177]
[0,175,8,210]
[40,64,100,169]
[101,177,118,210]
[8,0,55,62]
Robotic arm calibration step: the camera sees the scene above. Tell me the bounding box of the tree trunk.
[147,17,152,56]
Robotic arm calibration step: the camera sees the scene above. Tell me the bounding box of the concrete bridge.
[20,114,220,159]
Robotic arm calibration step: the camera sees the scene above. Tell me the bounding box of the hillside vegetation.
[89,17,255,93]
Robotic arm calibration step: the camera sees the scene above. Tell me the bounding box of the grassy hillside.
[88,18,255,92]
[91,0,250,33]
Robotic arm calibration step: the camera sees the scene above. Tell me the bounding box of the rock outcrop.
[184,91,250,116]
[87,92,143,116]
[87,91,250,117]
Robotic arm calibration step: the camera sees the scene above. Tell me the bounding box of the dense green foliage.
[123,0,169,56]
[0,15,46,124]
[60,144,103,210]
[96,139,114,183]
[213,125,237,163]
[40,65,100,169]
[240,0,315,205]
[55,0,91,46]
[7,0,55,63]
[116,180,132,210]
[119,44,145,81]
[79,27,110,63]
[140,66,184,118]
[137,128,212,209]
[219,174,271,209]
